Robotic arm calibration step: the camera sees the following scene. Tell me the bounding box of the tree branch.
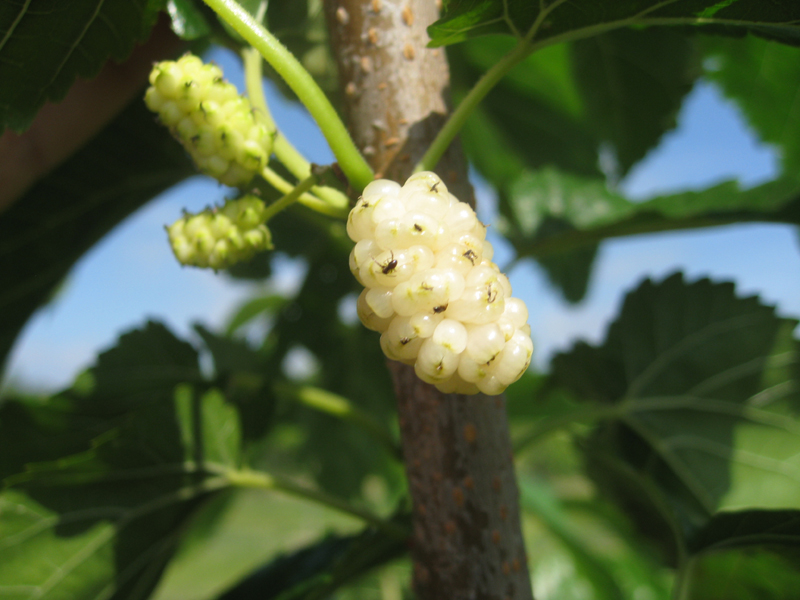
[324,1,533,597]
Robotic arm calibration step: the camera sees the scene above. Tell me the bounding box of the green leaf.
[452,39,600,183]
[448,38,601,302]
[266,0,338,96]
[0,322,239,600]
[193,324,278,447]
[535,242,598,304]
[225,294,287,335]
[239,212,401,499]
[175,386,242,468]
[552,274,800,560]
[689,509,800,554]
[224,250,274,280]
[701,35,800,176]
[683,510,800,599]
[273,255,400,499]
[451,29,699,301]
[0,99,194,373]
[195,324,266,378]
[215,520,408,600]
[166,0,213,40]
[91,321,203,406]
[520,479,626,600]
[503,168,800,262]
[686,548,800,600]
[572,28,700,178]
[0,0,162,133]
[430,0,800,48]
[497,167,630,302]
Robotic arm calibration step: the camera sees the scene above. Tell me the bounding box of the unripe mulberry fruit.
[145,54,272,187]
[168,196,273,270]
[347,171,533,395]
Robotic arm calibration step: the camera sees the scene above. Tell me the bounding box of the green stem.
[261,172,319,222]
[414,40,533,174]
[242,46,276,131]
[274,136,352,211]
[272,135,309,178]
[261,166,348,219]
[242,45,351,211]
[285,384,401,461]
[226,468,407,539]
[203,0,374,191]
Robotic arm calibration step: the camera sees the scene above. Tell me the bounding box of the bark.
[324,2,534,598]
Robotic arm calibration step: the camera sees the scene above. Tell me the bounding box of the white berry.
[346,171,533,395]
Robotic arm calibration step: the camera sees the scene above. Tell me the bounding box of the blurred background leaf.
[0,321,236,600]
[215,515,409,600]
[684,510,800,600]
[0,0,162,133]
[700,35,800,177]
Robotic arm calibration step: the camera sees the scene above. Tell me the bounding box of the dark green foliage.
[0,322,235,600]
[0,0,162,133]
[165,0,214,40]
[431,0,800,47]
[449,27,701,301]
[193,323,278,450]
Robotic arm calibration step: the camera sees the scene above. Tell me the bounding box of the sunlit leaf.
[552,274,800,559]
[166,0,213,40]
[520,479,626,600]
[215,519,409,600]
[701,35,800,176]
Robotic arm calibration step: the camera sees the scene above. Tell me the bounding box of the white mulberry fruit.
[168,196,272,270]
[347,171,533,395]
[145,54,272,187]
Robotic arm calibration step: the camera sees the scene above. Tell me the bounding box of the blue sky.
[3,46,799,391]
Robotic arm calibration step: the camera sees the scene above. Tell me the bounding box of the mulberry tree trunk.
[324,2,534,598]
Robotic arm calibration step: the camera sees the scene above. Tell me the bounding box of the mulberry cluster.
[145,54,272,187]
[168,196,272,270]
[347,172,533,395]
